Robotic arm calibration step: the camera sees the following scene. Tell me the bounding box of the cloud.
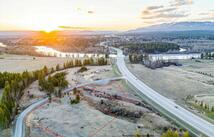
[87,11,94,14]
[146,6,164,10]
[170,0,193,6]
[141,6,187,19]
[142,13,188,19]
[141,0,192,24]
[58,26,89,30]
[155,7,177,13]
[76,8,95,15]
[142,10,151,15]
[198,11,214,21]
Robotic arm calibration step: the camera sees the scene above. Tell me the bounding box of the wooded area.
[124,42,180,54]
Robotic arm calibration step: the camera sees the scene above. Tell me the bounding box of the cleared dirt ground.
[25,65,175,137]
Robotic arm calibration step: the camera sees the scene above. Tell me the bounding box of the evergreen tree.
[201,53,204,59]
[51,67,55,73]
[162,129,179,137]
[89,57,94,65]
[38,71,46,90]
[133,129,141,137]
[63,63,66,69]
[43,66,48,75]
[211,106,214,112]
[183,131,190,137]
[56,64,60,71]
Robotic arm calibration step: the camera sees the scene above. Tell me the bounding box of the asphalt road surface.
[112,47,214,137]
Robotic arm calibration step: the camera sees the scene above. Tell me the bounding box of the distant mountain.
[127,22,214,33]
[0,31,38,38]
[58,30,118,35]
[0,30,117,38]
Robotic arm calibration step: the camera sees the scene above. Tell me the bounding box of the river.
[34,46,105,58]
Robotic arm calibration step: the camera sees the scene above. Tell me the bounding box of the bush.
[77,66,88,73]
[70,94,80,104]
[133,129,141,137]
[162,129,190,137]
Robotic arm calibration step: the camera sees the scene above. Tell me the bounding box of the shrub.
[77,66,88,73]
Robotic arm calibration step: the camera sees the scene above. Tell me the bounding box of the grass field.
[0,54,72,72]
[127,59,214,121]
[127,59,214,104]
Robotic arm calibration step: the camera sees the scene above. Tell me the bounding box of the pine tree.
[74,59,78,66]
[200,101,203,107]
[162,129,179,137]
[133,129,141,137]
[51,67,55,73]
[0,103,10,128]
[38,71,45,90]
[76,94,80,103]
[183,131,190,137]
[43,66,48,75]
[201,53,204,59]
[129,54,133,62]
[70,60,73,67]
[1,82,15,123]
[56,64,60,71]
[211,106,214,112]
[63,63,66,69]
[89,57,94,65]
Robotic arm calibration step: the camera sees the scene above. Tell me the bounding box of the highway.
[112,47,214,137]
[13,77,124,137]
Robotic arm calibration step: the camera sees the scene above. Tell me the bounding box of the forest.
[123,42,180,54]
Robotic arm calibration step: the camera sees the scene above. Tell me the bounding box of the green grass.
[206,112,214,119]
[186,101,214,123]
[111,64,122,76]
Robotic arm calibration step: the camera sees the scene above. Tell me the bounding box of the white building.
[149,53,201,61]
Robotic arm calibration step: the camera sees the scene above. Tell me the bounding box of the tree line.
[195,100,214,112]
[129,53,146,63]
[201,52,214,59]
[124,42,180,54]
[0,67,49,129]
[162,129,190,137]
[61,57,108,70]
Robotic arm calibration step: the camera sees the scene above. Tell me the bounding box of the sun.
[34,23,59,33]
[42,26,57,33]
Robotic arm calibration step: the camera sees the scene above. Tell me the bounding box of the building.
[148,53,201,61]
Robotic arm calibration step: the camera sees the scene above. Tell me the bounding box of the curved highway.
[13,77,124,137]
[112,47,214,137]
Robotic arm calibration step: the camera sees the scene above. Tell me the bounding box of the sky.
[0,0,214,31]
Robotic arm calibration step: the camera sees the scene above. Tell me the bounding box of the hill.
[127,22,214,33]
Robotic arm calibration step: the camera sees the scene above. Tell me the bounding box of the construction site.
[23,66,178,137]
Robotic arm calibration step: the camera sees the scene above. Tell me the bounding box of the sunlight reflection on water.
[0,42,7,47]
[34,46,105,58]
